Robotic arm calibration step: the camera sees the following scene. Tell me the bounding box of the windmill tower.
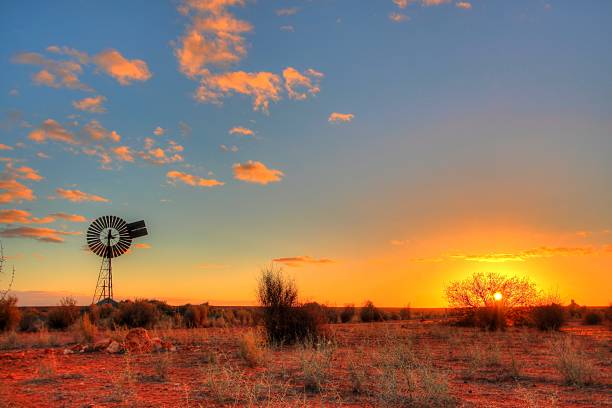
[86,216,148,304]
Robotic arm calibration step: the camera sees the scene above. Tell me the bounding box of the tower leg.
[93,256,113,304]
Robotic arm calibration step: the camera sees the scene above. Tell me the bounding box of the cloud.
[280,25,294,32]
[12,52,90,91]
[0,180,35,204]
[179,121,192,136]
[389,12,409,22]
[0,209,54,224]
[154,126,165,136]
[283,67,323,100]
[233,160,283,185]
[9,89,19,96]
[133,243,151,249]
[229,126,254,137]
[390,239,409,246]
[450,246,595,263]
[456,1,471,9]
[276,7,299,16]
[328,112,354,123]
[166,170,224,187]
[272,256,334,267]
[0,144,13,151]
[139,138,184,165]
[53,188,110,203]
[73,95,106,113]
[393,0,409,8]
[81,119,121,143]
[28,119,79,145]
[175,1,252,77]
[13,166,43,181]
[49,213,87,222]
[0,226,80,243]
[46,45,88,64]
[112,146,134,162]
[91,49,152,85]
[196,70,282,112]
[422,0,451,5]
[220,144,238,152]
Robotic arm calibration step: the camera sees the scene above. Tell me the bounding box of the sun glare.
[493,292,503,301]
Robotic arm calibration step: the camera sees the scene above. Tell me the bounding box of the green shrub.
[531,303,566,331]
[0,296,20,332]
[360,301,383,323]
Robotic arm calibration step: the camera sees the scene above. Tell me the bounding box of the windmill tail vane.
[87,216,148,304]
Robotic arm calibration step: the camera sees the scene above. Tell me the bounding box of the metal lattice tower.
[87,216,148,304]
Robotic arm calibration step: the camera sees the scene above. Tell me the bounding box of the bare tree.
[445,271,539,309]
[0,241,15,302]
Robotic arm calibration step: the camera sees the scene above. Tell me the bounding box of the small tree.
[0,242,15,302]
[399,304,412,320]
[48,296,80,330]
[360,300,383,323]
[445,272,539,329]
[340,304,355,323]
[0,296,20,332]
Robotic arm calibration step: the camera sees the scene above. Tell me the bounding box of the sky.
[0,0,611,307]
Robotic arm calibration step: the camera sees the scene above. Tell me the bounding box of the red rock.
[106,340,123,354]
[124,328,153,353]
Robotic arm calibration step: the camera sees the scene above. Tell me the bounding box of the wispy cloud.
[73,95,106,113]
[139,138,184,165]
[393,0,410,9]
[450,246,595,263]
[29,119,79,145]
[328,112,354,123]
[49,213,87,222]
[283,68,323,100]
[456,1,472,9]
[0,209,54,224]
[0,144,14,151]
[233,160,283,185]
[276,7,299,16]
[53,188,110,203]
[154,126,165,136]
[0,162,42,204]
[167,170,224,187]
[273,256,334,267]
[0,226,80,243]
[389,12,409,22]
[229,126,254,137]
[91,49,151,85]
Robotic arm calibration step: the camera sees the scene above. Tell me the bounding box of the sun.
[493,292,503,301]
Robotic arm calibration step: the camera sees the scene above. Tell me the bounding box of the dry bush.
[400,305,412,320]
[117,299,160,328]
[582,312,602,325]
[340,304,355,323]
[47,297,79,330]
[531,303,566,331]
[183,303,209,328]
[555,337,595,386]
[153,354,171,381]
[19,308,45,332]
[257,266,323,345]
[238,329,264,368]
[347,358,368,394]
[360,300,383,323]
[300,340,335,393]
[76,313,97,343]
[0,296,20,332]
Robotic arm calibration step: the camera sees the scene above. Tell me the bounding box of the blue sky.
[1,0,611,306]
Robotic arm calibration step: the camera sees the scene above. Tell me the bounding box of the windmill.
[86,216,148,304]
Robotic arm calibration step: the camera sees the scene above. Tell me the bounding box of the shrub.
[79,313,97,343]
[183,304,209,328]
[360,301,383,323]
[257,266,322,345]
[531,303,566,331]
[47,297,79,330]
[237,330,264,368]
[117,299,160,328]
[399,305,411,320]
[19,308,45,332]
[555,337,595,386]
[583,312,602,325]
[340,304,355,323]
[0,296,20,332]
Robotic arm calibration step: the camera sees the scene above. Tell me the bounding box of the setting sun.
[493,292,503,301]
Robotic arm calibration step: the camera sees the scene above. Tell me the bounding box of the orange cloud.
[81,119,120,143]
[283,67,323,100]
[13,166,43,181]
[154,126,165,136]
[46,45,88,63]
[0,144,13,151]
[229,126,254,136]
[0,209,54,224]
[133,243,151,249]
[422,0,451,5]
[49,213,87,222]
[73,95,106,113]
[12,52,90,91]
[450,246,595,263]
[389,12,409,22]
[0,226,80,243]
[196,70,282,112]
[273,256,334,267]
[112,146,134,162]
[393,0,409,8]
[233,160,283,185]
[28,119,79,145]
[328,112,354,123]
[0,179,35,204]
[456,1,471,9]
[92,49,151,85]
[139,138,184,165]
[167,170,224,187]
[54,188,110,203]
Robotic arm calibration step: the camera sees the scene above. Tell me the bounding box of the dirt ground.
[0,321,610,407]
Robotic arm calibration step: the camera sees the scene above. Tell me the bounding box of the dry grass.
[237,329,265,368]
[555,337,596,386]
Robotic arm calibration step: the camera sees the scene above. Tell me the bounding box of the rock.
[63,348,74,355]
[124,328,153,353]
[106,340,123,354]
[93,338,112,351]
